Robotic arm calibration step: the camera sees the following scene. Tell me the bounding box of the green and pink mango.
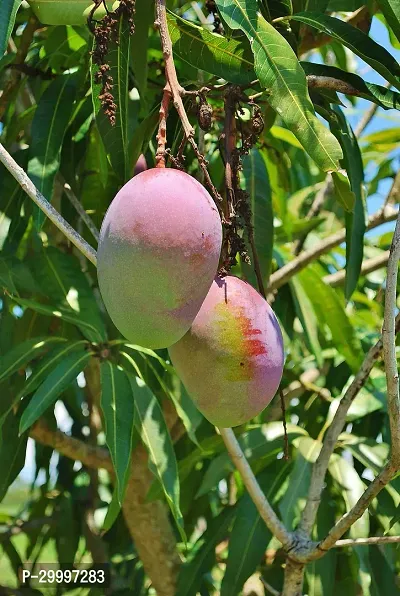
[97,168,222,348]
[169,276,284,427]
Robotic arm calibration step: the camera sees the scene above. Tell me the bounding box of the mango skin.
[169,276,284,427]
[134,154,147,176]
[97,168,222,349]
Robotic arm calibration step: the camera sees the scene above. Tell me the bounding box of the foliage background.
[1,0,400,594]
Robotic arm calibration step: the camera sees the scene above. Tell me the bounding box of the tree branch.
[30,416,180,596]
[219,427,295,550]
[59,174,100,242]
[299,312,400,537]
[300,209,400,558]
[0,144,97,266]
[30,419,112,472]
[323,250,390,287]
[383,211,400,464]
[268,205,398,292]
[334,535,400,547]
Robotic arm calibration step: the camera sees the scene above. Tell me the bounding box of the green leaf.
[55,493,80,565]
[19,348,92,434]
[176,507,235,596]
[167,12,255,85]
[129,105,159,177]
[265,0,293,20]
[0,340,88,425]
[221,463,290,595]
[328,453,369,538]
[331,171,355,212]
[376,0,400,44]
[30,246,106,341]
[103,487,121,531]
[27,72,79,228]
[215,0,343,172]
[11,296,104,343]
[290,276,323,367]
[330,106,366,300]
[128,370,184,539]
[302,62,400,111]
[0,0,20,55]
[298,264,363,373]
[196,423,307,497]
[17,340,88,400]
[91,14,132,184]
[131,0,154,98]
[124,345,202,446]
[241,149,274,287]
[0,410,28,502]
[305,497,337,596]
[0,336,66,384]
[100,361,135,505]
[280,436,321,529]
[369,546,400,596]
[291,13,400,91]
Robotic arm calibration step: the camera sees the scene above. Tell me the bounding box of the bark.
[282,558,305,596]
[31,418,181,596]
[122,445,181,596]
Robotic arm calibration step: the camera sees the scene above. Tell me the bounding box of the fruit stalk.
[154,0,222,203]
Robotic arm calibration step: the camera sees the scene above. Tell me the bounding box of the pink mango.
[134,154,147,176]
[169,276,284,427]
[97,168,222,348]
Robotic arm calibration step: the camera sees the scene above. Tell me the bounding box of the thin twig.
[219,427,294,550]
[268,205,398,292]
[279,388,289,460]
[59,175,100,242]
[155,0,193,140]
[323,250,390,287]
[0,144,97,266]
[293,178,333,255]
[155,0,222,203]
[383,211,400,463]
[334,535,400,547]
[156,87,171,167]
[261,577,281,596]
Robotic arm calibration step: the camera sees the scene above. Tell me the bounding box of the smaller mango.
[169,276,284,427]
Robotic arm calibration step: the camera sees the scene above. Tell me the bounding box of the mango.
[134,154,147,176]
[97,168,222,348]
[169,276,284,427]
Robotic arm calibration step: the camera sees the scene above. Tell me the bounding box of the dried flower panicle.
[90,0,136,125]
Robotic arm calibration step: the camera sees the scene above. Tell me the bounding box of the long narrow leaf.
[100,361,135,505]
[0,336,66,384]
[19,348,92,434]
[292,13,400,91]
[1,0,20,55]
[28,72,79,228]
[126,366,184,539]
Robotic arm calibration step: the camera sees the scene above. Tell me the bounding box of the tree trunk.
[122,445,181,596]
[282,558,305,596]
